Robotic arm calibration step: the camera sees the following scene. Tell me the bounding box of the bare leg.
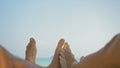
[75,33,120,68]
[0,45,40,68]
[60,42,78,68]
[60,33,120,68]
[0,38,65,68]
[25,38,37,63]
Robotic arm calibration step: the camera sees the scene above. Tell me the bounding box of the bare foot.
[25,38,37,63]
[80,56,85,62]
[48,39,65,68]
[25,38,65,68]
[60,42,78,68]
[0,38,65,68]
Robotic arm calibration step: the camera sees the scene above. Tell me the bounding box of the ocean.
[36,58,52,67]
[36,57,80,67]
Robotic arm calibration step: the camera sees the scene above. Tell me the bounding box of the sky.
[0,0,120,59]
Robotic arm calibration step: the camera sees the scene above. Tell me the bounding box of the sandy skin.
[25,38,37,63]
[60,42,78,68]
[60,33,120,68]
[0,38,65,68]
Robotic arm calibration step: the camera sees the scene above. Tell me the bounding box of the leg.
[0,45,40,68]
[0,38,65,68]
[25,38,37,63]
[76,33,120,68]
[60,33,120,68]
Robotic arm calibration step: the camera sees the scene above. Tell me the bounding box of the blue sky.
[0,0,120,58]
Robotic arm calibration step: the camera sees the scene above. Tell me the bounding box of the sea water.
[36,58,52,66]
[36,57,80,67]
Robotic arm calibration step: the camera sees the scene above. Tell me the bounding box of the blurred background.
[0,0,120,66]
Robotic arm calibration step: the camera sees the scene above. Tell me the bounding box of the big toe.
[55,38,65,54]
[30,37,36,44]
